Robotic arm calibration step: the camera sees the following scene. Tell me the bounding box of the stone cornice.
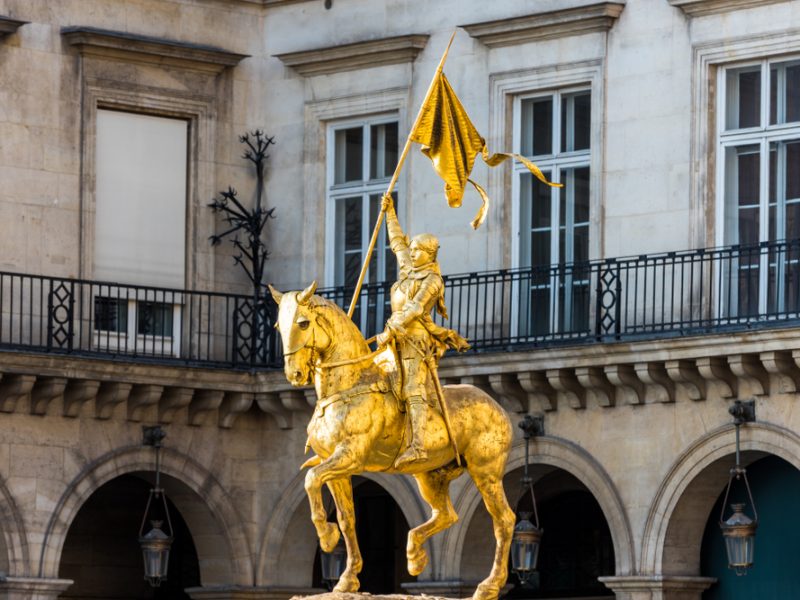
[61,26,249,73]
[0,16,27,37]
[274,34,429,76]
[668,0,792,17]
[461,2,625,48]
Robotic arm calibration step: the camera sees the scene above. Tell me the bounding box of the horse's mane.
[309,294,369,347]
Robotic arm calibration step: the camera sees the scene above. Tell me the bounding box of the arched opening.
[461,466,614,598]
[700,455,800,599]
[58,473,200,599]
[311,478,415,593]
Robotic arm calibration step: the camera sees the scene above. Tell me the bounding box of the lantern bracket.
[729,400,755,426]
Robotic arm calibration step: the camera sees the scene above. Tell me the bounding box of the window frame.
[323,114,403,289]
[716,55,800,315]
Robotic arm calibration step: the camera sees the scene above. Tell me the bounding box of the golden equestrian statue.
[270,31,560,600]
[270,279,514,600]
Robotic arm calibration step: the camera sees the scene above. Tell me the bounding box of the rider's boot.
[395,398,428,469]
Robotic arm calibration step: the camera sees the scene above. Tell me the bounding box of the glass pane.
[770,60,800,125]
[334,127,363,184]
[529,287,550,336]
[94,297,127,332]
[137,302,173,336]
[561,92,591,152]
[335,196,363,286]
[520,97,553,156]
[768,140,800,242]
[726,67,761,130]
[369,122,398,180]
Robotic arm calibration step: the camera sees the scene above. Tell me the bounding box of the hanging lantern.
[139,519,173,586]
[511,511,542,582]
[719,401,757,576]
[320,536,347,586]
[511,415,544,584]
[139,426,174,587]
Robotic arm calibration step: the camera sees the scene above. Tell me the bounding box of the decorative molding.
[0,16,27,38]
[61,26,249,73]
[462,2,624,48]
[275,34,428,76]
[668,0,792,17]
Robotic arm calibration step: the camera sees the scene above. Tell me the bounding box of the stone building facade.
[0,0,798,599]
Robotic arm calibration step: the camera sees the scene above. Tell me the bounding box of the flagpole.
[347,30,457,320]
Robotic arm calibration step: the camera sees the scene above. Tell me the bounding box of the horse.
[269,281,515,600]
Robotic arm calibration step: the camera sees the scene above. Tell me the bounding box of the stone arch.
[0,474,30,577]
[441,435,635,580]
[640,421,800,576]
[38,444,253,585]
[259,470,427,586]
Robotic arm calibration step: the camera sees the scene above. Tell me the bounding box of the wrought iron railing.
[0,274,280,368]
[2,239,800,369]
[321,238,800,352]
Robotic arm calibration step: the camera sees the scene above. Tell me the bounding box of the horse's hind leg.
[408,462,464,576]
[326,478,362,592]
[469,463,516,600]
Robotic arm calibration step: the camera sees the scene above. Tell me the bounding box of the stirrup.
[394,447,427,468]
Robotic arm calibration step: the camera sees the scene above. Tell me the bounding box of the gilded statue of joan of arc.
[376,194,469,468]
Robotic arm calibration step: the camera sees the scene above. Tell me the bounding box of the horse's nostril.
[293,371,303,381]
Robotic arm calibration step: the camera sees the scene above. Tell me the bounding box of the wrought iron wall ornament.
[209,130,278,364]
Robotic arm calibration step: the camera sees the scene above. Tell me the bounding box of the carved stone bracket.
[30,377,67,416]
[696,356,737,399]
[459,375,494,398]
[127,384,164,422]
[605,365,645,405]
[728,354,770,397]
[762,350,800,394]
[280,390,311,413]
[95,382,132,419]
[517,371,557,412]
[635,363,675,404]
[256,393,292,429]
[63,380,100,418]
[546,369,586,409]
[575,366,615,408]
[0,375,35,413]
[188,390,225,427]
[219,392,254,428]
[159,387,195,423]
[488,373,526,413]
[665,359,706,401]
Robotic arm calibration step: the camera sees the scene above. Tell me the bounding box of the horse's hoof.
[472,582,500,600]
[333,573,360,593]
[318,521,340,553]
[407,547,428,576]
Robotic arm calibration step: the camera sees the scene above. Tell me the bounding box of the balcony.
[1,238,800,371]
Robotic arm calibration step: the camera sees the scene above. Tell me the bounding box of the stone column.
[599,576,716,600]
[185,586,325,600]
[0,577,73,600]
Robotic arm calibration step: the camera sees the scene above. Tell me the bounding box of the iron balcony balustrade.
[1,238,800,369]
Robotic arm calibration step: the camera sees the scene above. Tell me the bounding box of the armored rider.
[376,194,469,469]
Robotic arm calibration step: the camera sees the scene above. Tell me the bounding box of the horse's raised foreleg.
[304,444,362,591]
[408,463,464,576]
[469,468,516,600]
[326,477,362,592]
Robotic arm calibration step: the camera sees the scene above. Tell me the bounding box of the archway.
[40,445,252,586]
[460,466,614,598]
[58,473,200,599]
[700,455,800,599]
[641,421,800,576]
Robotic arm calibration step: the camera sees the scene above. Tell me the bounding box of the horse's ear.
[267,284,283,304]
[297,280,318,305]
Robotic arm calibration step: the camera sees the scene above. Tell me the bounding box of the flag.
[410,71,561,229]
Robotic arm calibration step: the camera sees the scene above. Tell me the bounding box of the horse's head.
[269,281,331,386]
